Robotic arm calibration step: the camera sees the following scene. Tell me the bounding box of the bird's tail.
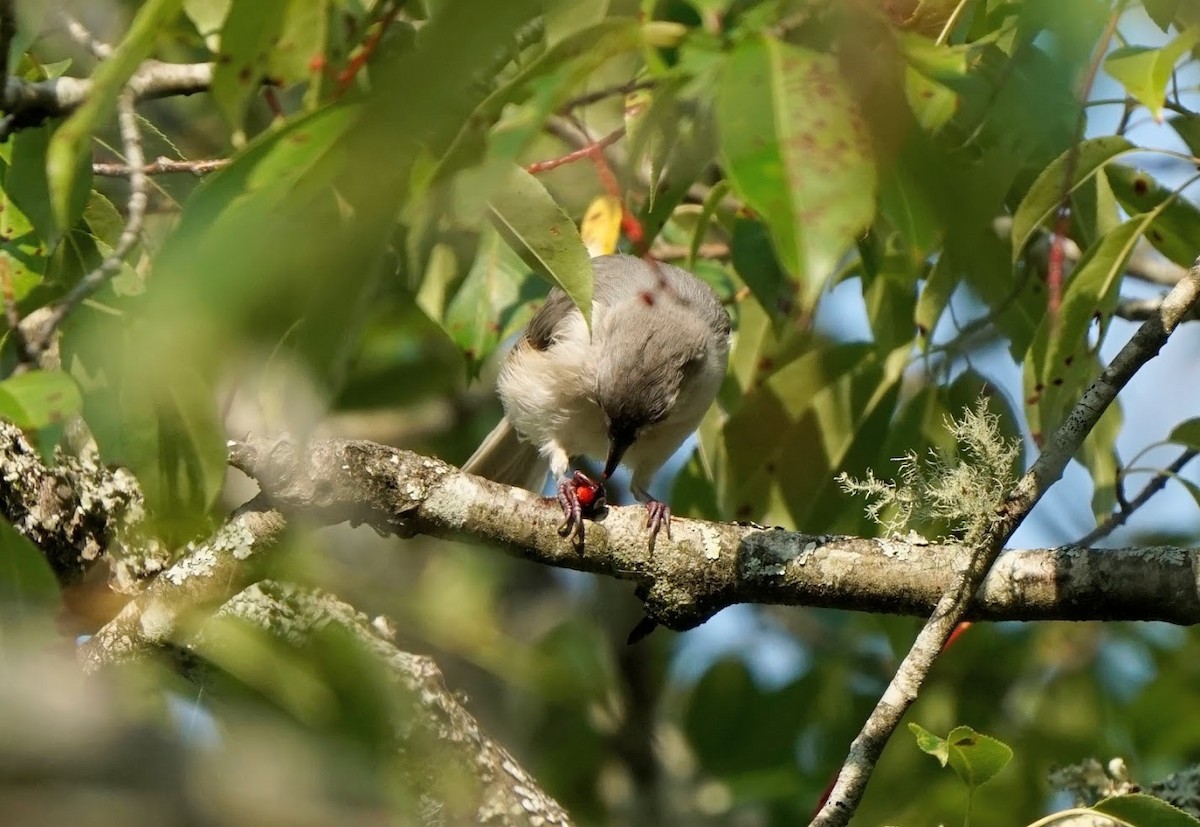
[462,417,549,493]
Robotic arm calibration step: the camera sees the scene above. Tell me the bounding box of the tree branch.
[1075,448,1199,546]
[0,420,148,584]
[205,436,1200,626]
[1,60,213,136]
[28,86,148,356]
[93,155,230,176]
[207,581,573,826]
[812,257,1200,826]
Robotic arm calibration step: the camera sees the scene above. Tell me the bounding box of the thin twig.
[58,10,113,59]
[93,155,230,176]
[559,79,655,112]
[525,125,626,174]
[1075,449,1199,546]
[27,88,147,357]
[812,257,1200,827]
[333,0,402,99]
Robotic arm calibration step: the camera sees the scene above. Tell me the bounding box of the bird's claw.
[557,471,606,547]
[645,499,671,553]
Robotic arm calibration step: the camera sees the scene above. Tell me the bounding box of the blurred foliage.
[0,0,1198,824]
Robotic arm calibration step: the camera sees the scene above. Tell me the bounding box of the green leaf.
[1168,419,1200,450]
[442,18,640,176]
[943,725,1013,788]
[0,517,60,611]
[1024,206,1173,438]
[1093,793,1200,827]
[862,252,919,354]
[717,36,876,308]
[46,0,181,227]
[685,658,813,776]
[0,135,50,302]
[443,228,540,378]
[82,361,225,544]
[1167,114,1200,157]
[723,342,902,529]
[636,96,717,250]
[0,371,82,430]
[487,166,593,325]
[183,0,230,42]
[1106,164,1200,269]
[687,179,729,270]
[909,722,950,765]
[268,0,331,93]
[211,0,290,131]
[1104,30,1200,122]
[544,0,610,45]
[915,255,955,342]
[730,216,791,318]
[909,723,1013,789]
[900,34,972,133]
[1143,0,1182,32]
[484,20,643,170]
[1010,136,1135,263]
[1080,399,1123,521]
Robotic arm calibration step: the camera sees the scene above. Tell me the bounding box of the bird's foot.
[645,498,671,554]
[557,471,606,546]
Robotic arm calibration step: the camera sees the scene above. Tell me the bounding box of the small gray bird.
[464,254,731,548]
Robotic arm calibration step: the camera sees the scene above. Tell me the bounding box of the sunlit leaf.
[717,36,876,308]
[1104,30,1200,122]
[910,723,1013,788]
[0,371,82,431]
[46,0,180,227]
[488,166,593,324]
[1093,793,1200,827]
[1010,136,1135,263]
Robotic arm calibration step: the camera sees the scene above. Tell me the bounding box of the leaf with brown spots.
[1107,163,1200,269]
[0,371,83,431]
[717,36,876,311]
[212,0,290,131]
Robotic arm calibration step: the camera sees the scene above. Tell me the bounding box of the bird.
[464,254,731,550]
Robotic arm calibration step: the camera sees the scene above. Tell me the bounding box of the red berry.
[575,484,596,506]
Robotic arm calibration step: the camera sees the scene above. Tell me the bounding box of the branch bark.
[1,60,212,135]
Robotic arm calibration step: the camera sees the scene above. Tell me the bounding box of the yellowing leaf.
[580,195,623,257]
[1104,29,1200,122]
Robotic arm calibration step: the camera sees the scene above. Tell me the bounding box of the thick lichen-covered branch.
[225,435,1200,629]
[0,420,151,584]
[208,582,573,826]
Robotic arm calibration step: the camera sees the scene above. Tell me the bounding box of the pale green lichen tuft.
[838,398,1020,543]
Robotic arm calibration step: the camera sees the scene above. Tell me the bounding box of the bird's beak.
[603,440,628,480]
